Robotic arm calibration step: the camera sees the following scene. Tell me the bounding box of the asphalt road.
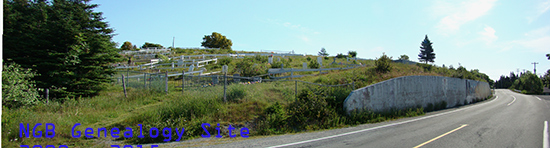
[167,89,550,148]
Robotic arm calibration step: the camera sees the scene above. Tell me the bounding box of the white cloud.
[300,36,310,42]
[265,19,319,35]
[478,25,498,44]
[434,0,497,35]
[370,46,384,52]
[513,26,550,53]
[527,0,550,23]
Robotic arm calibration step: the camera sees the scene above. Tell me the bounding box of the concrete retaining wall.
[343,76,491,113]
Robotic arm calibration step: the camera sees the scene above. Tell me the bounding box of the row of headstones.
[211,74,246,84]
[268,56,324,67]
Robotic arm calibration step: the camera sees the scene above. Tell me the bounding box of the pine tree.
[318,48,329,56]
[4,0,122,99]
[418,35,436,64]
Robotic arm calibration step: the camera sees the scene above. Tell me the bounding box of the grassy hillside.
[2,53,492,147]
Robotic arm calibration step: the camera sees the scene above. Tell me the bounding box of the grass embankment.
[2,57,491,147]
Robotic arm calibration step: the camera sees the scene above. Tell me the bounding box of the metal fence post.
[295,80,298,97]
[45,88,49,103]
[224,72,227,102]
[126,69,129,85]
[144,73,147,89]
[223,65,228,103]
[122,74,127,98]
[165,71,168,94]
[185,70,188,93]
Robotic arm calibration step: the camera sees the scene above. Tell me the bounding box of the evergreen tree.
[418,35,436,64]
[318,48,329,56]
[3,0,122,99]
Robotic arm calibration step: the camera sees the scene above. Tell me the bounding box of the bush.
[155,54,169,63]
[308,60,320,69]
[218,57,232,66]
[235,57,269,77]
[256,102,288,135]
[336,53,346,58]
[227,85,247,102]
[375,53,392,73]
[286,87,343,130]
[2,62,41,108]
[306,57,312,61]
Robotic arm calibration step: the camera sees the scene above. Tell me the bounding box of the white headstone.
[222,65,228,73]
[189,65,195,72]
[268,57,273,64]
[303,62,307,69]
[317,57,323,66]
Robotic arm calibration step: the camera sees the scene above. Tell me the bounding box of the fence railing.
[114,70,354,102]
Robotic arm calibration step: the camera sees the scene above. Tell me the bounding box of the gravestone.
[212,76,219,85]
[277,57,281,62]
[268,56,273,64]
[233,74,240,83]
[303,62,307,69]
[189,65,195,72]
[317,57,323,66]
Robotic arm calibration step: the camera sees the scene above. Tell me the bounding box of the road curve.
[172,89,550,148]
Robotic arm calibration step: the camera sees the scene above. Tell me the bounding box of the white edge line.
[267,96,500,148]
[508,96,516,106]
[544,121,548,148]
[536,96,542,101]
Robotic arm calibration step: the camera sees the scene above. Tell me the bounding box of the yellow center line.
[413,124,468,148]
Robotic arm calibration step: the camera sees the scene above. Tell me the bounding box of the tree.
[399,54,409,60]
[141,42,163,49]
[348,51,357,58]
[3,0,122,99]
[418,35,436,64]
[510,71,543,94]
[375,53,392,73]
[120,41,134,50]
[201,32,233,49]
[318,48,329,56]
[2,62,41,108]
[546,54,550,60]
[336,53,346,58]
[543,69,550,88]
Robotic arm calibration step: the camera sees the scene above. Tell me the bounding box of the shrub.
[254,55,268,63]
[286,87,343,130]
[308,60,320,69]
[375,53,392,73]
[155,54,169,63]
[306,57,312,61]
[336,53,346,58]
[227,85,247,102]
[235,57,269,77]
[2,62,41,109]
[257,102,288,134]
[218,57,232,66]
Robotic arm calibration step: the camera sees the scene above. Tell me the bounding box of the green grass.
[3,54,492,147]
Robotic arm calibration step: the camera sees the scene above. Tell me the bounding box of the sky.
[92,0,550,81]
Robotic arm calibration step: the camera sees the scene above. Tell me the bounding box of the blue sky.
[92,0,550,81]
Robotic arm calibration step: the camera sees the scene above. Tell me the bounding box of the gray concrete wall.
[343,76,491,113]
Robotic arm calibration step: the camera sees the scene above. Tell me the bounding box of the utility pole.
[532,62,539,75]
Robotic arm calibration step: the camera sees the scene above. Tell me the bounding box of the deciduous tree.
[141,42,164,49]
[201,32,233,49]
